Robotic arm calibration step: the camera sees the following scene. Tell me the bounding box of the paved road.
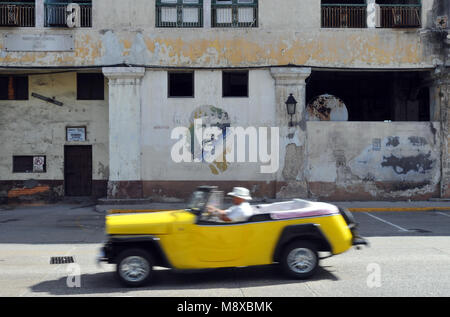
[0,204,449,297]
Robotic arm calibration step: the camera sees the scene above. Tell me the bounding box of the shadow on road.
[29,265,339,296]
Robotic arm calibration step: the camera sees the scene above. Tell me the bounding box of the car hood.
[106,210,194,235]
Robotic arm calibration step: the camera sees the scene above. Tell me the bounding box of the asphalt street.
[0,203,449,297]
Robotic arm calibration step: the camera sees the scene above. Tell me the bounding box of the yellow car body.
[105,209,353,270]
[99,187,366,286]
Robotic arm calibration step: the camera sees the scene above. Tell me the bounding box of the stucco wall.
[306,121,441,200]
[140,69,277,182]
[0,0,440,68]
[0,72,109,201]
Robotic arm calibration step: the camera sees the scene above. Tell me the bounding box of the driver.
[207,187,253,222]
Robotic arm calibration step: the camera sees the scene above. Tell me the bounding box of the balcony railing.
[156,0,203,28]
[212,0,258,28]
[321,4,367,28]
[0,2,35,27]
[45,2,91,27]
[379,5,421,28]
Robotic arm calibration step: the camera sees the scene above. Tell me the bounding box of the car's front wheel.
[281,241,319,279]
[116,248,154,287]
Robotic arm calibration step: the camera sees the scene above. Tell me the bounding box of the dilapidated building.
[0,0,449,203]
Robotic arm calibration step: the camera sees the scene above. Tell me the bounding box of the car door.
[192,221,252,263]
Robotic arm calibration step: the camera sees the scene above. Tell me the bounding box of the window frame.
[167,71,195,98]
[0,75,29,101]
[156,0,204,28]
[0,0,35,27]
[12,155,47,173]
[222,70,249,98]
[212,0,259,28]
[76,73,105,101]
[44,0,92,28]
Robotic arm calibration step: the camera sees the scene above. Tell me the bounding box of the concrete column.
[204,0,211,28]
[433,69,450,198]
[35,0,44,28]
[102,67,145,199]
[270,67,312,199]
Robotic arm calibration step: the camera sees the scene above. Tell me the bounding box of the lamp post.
[285,93,297,127]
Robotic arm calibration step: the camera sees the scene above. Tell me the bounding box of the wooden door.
[64,145,92,196]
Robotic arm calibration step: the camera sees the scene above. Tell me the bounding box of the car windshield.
[187,190,224,216]
[187,191,208,212]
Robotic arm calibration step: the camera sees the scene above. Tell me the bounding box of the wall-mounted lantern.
[285,93,297,127]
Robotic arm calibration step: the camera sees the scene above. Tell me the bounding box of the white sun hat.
[227,187,252,200]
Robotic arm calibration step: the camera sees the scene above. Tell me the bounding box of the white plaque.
[67,127,86,142]
[4,34,74,52]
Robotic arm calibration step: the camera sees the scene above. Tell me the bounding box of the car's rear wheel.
[281,241,319,279]
[116,248,154,287]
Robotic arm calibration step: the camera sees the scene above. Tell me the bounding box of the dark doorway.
[306,70,431,122]
[64,145,92,196]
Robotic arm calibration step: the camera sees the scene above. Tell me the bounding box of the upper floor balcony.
[0,0,440,70]
[321,0,422,29]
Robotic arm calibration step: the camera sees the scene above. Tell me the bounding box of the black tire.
[280,241,319,279]
[115,248,154,287]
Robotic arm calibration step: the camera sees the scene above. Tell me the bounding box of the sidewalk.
[94,199,450,214]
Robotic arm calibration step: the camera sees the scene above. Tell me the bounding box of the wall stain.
[381,152,434,175]
[409,136,428,146]
[386,136,400,147]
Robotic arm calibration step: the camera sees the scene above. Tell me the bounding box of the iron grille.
[0,2,35,27]
[45,1,92,27]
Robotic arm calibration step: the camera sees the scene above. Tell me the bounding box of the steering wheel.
[201,206,217,221]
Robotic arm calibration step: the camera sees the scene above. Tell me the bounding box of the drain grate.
[50,256,75,264]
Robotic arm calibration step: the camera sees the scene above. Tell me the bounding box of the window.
[222,71,248,97]
[321,0,367,28]
[212,0,258,27]
[321,0,421,28]
[168,72,195,97]
[0,0,35,27]
[45,0,92,27]
[156,0,203,28]
[376,0,421,28]
[77,73,104,100]
[13,156,46,173]
[0,76,28,100]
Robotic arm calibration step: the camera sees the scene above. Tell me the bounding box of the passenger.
[207,187,253,222]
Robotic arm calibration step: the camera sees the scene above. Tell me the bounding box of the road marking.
[437,212,450,218]
[349,207,450,212]
[363,212,409,232]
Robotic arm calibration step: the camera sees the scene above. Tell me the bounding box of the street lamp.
[285,93,297,127]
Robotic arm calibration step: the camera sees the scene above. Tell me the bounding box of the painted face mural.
[189,105,231,175]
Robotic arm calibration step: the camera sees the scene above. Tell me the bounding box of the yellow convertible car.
[98,186,367,287]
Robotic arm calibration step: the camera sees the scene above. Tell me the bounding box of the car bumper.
[352,235,369,246]
[96,247,108,265]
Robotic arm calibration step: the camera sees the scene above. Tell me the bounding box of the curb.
[348,207,450,212]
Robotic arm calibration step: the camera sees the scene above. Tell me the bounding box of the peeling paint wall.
[0,72,109,201]
[307,121,441,200]
[140,69,277,181]
[0,0,441,68]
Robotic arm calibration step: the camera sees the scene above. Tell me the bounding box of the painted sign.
[66,127,86,142]
[33,156,46,172]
